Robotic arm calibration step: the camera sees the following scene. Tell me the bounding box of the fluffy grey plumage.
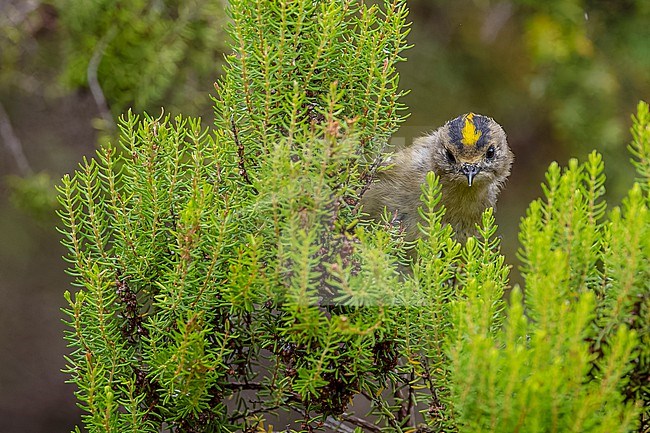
[361,112,514,243]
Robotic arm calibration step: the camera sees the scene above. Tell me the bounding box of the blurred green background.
[0,0,648,431]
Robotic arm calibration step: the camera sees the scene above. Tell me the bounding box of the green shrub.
[58,1,648,431]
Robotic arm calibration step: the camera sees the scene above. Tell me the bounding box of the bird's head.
[432,112,513,188]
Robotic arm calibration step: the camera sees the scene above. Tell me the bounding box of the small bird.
[361,113,513,243]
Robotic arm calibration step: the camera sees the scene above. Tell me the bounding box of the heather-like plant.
[58,1,648,431]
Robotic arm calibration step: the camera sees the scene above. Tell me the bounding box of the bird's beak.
[461,164,481,187]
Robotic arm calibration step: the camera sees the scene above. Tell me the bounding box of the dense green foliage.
[450,146,648,432]
[58,1,648,432]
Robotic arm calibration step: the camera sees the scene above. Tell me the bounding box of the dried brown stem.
[230,115,258,193]
[337,413,383,433]
[0,101,31,175]
[87,26,117,133]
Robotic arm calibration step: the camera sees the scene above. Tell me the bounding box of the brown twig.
[395,382,408,422]
[421,357,448,424]
[337,413,383,433]
[230,115,258,193]
[407,370,416,427]
[361,390,403,432]
[223,381,265,390]
[395,370,416,428]
[355,152,386,212]
[228,403,282,423]
[87,26,117,133]
[0,101,32,175]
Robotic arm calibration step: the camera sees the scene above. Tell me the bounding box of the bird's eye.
[445,149,456,164]
[485,145,495,160]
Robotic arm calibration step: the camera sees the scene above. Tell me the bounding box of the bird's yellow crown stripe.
[461,112,482,146]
